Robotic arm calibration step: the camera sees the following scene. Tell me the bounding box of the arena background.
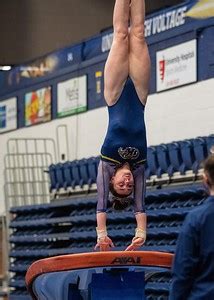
[0,0,214,299]
[0,0,183,65]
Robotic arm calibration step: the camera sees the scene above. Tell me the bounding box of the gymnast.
[95,0,151,251]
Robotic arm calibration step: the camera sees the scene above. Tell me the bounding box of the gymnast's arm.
[125,164,147,251]
[95,160,115,251]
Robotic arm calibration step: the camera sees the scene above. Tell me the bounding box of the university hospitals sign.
[156,40,197,92]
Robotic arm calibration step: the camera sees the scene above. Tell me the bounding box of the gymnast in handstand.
[95,0,151,251]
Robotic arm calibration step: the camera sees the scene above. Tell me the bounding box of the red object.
[159,58,165,81]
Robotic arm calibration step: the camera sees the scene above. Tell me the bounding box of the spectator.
[169,155,214,299]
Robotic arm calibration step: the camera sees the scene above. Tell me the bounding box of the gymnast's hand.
[94,236,115,251]
[125,237,145,251]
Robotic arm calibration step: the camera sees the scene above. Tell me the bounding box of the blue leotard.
[97,77,147,214]
[101,77,147,165]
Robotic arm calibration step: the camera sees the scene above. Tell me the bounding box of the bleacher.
[47,135,213,195]
[8,135,214,299]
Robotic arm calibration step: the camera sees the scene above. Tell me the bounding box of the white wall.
[146,79,214,145]
[0,78,213,214]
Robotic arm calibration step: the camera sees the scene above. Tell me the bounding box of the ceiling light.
[0,65,12,71]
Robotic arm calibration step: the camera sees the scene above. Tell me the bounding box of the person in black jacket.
[169,154,214,300]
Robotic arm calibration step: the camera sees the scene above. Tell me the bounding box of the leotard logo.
[118,147,140,160]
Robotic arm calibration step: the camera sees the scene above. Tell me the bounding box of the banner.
[101,0,214,54]
[25,87,51,126]
[144,6,187,38]
[0,97,17,133]
[57,75,87,117]
[156,39,197,92]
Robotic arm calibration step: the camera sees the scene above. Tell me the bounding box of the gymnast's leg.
[129,0,151,105]
[104,0,130,106]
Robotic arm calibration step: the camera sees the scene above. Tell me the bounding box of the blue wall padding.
[198,26,214,81]
[90,270,145,300]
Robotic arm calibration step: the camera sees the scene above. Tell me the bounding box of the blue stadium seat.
[55,163,65,190]
[63,161,75,189]
[70,160,81,188]
[10,278,26,288]
[79,158,90,187]
[192,137,208,172]
[179,140,196,174]
[48,164,57,192]
[156,145,171,177]
[167,190,183,201]
[146,193,160,204]
[87,157,99,184]
[205,134,214,155]
[145,147,159,178]
[167,142,183,175]
[146,282,169,293]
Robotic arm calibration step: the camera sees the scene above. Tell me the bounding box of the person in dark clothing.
[169,154,214,300]
[95,0,151,252]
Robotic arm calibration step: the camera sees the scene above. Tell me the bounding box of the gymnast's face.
[111,167,134,196]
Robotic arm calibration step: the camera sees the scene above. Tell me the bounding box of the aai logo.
[111,256,141,265]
